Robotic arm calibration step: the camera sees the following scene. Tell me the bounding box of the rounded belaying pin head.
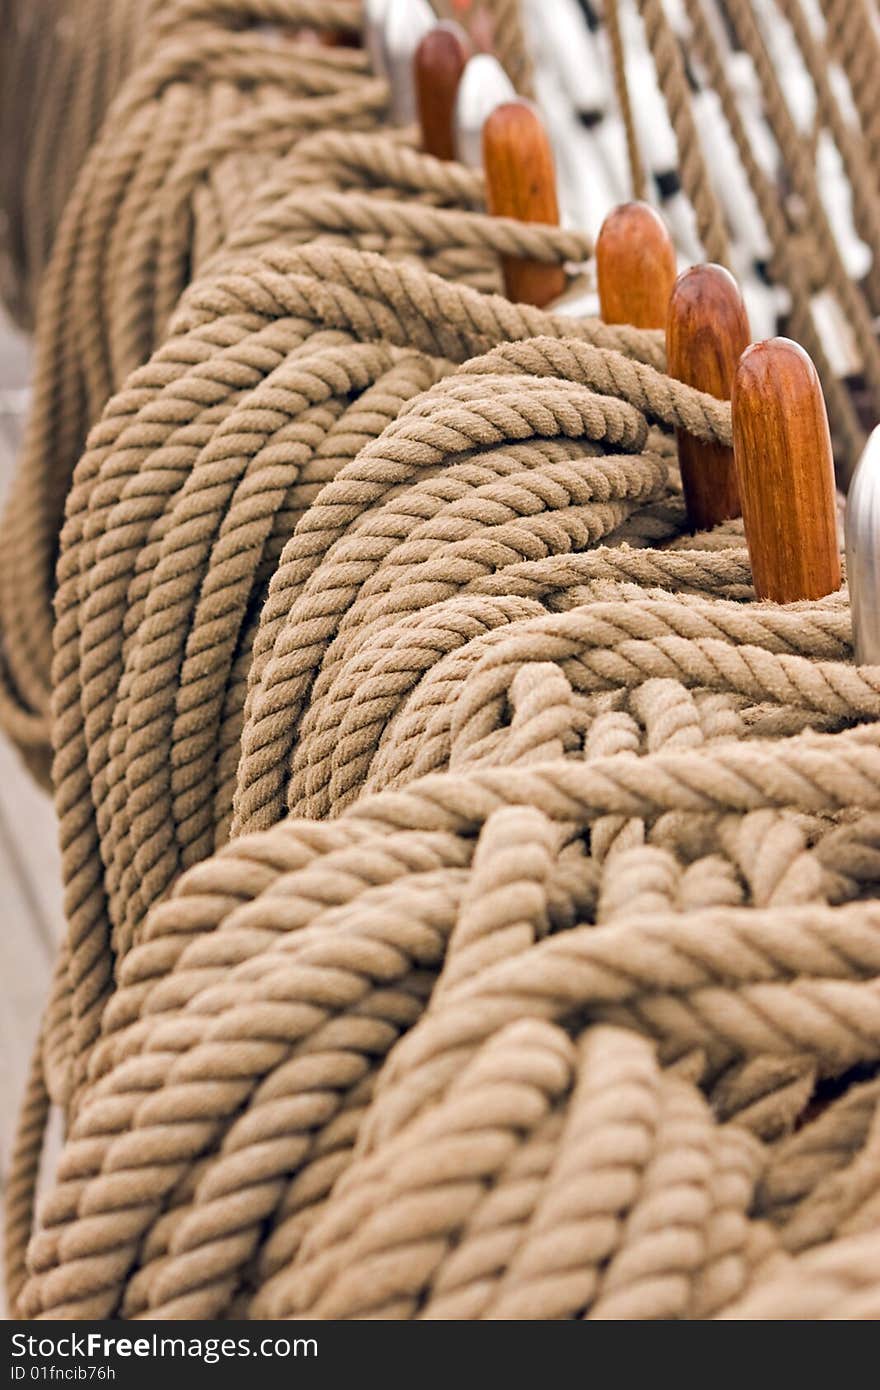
[383,0,436,125]
[453,53,516,167]
[482,100,566,308]
[415,22,471,160]
[666,263,751,532]
[732,337,841,604]
[596,201,677,330]
[846,425,880,664]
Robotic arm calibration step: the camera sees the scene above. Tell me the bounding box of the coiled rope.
[0,0,159,328]
[15,243,880,1316]
[0,0,546,777]
[6,0,880,1324]
[16,638,880,1316]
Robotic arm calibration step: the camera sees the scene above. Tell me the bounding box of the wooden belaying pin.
[732,337,841,603]
[845,425,880,663]
[383,0,436,125]
[453,52,516,168]
[415,22,471,160]
[595,201,677,329]
[482,100,567,308]
[318,28,361,48]
[666,264,751,531]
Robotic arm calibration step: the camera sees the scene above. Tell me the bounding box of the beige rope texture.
[604,0,649,201]
[49,250,655,1114]
[0,1,383,775]
[0,0,543,776]
[7,0,880,1326]
[17,647,880,1317]
[15,241,880,1316]
[5,0,880,766]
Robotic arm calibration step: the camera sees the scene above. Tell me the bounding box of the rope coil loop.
[6,0,880,1324]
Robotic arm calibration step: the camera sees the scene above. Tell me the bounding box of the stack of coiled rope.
[5,0,880,1321]
[0,0,160,328]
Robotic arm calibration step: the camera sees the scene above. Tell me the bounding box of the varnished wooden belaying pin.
[596,201,677,329]
[732,337,841,603]
[482,100,567,308]
[666,263,750,531]
[415,23,472,160]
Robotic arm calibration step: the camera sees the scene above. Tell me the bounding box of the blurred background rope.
[0,0,159,329]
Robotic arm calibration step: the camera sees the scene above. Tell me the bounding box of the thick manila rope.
[13,675,880,1316]
[774,0,880,318]
[8,0,880,1322]
[6,0,880,770]
[0,0,537,770]
[0,0,533,328]
[0,0,381,774]
[49,245,664,1121]
[0,0,381,326]
[13,326,880,1315]
[18,244,880,1316]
